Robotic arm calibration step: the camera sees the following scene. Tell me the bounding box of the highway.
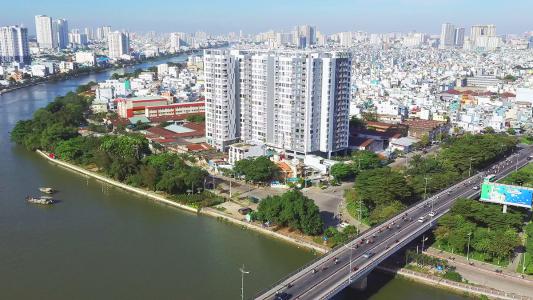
[255,146,533,300]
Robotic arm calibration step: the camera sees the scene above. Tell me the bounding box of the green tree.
[233,156,279,183]
[483,127,495,134]
[255,190,323,235]
[330,163,355,181]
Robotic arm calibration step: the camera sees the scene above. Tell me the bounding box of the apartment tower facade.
[204,49,351,158]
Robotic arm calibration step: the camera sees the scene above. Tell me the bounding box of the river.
[0,53,467,300]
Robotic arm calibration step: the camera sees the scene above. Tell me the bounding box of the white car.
[428,211,436,217]
[418,216,426,223]
[473,186,479,190]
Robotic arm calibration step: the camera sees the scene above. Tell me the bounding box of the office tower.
[170,32,190,52]
[454,27,465,47]
[0,25,30,64]
[107,31,129,59]
[470,24,499,49]
[69,32,88,47]
[97,26,111,41]
[440,23,455,48]
[204,49,351,157]
[35,15,55,49]
[84,27,94,41]
[54,19,69,49]
[294,25,316,48]
[339,32,353,47]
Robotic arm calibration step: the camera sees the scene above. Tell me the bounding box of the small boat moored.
[26,196,55,205]
[39,187,56,194]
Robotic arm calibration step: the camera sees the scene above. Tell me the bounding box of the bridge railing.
[254,150,528,299]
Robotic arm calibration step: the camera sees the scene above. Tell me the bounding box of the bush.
[443,270,462,282]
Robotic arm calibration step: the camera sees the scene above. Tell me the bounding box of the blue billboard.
[480,183,533,209]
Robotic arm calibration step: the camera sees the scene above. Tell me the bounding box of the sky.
[3,0,532,35]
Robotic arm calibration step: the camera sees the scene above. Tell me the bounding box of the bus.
[484,175,496,183]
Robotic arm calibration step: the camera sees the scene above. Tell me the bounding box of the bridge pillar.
[350,276,367,291]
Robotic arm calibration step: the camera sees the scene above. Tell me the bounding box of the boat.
[26,196,55,205]
[39,187,56,194]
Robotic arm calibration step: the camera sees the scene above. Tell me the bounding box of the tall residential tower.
[0,25,30,64]
[204,49,351,158]
[35,15,55,49]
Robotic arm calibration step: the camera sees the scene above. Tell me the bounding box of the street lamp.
[239,264,250,300]
[421,234,428,252]
[466,232,472,261]
[344,244,357,283]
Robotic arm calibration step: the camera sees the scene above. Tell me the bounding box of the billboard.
[480,183,533,209]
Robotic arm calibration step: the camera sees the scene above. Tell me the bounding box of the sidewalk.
[425,247,533,298]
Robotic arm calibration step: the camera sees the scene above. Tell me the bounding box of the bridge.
[255,146,533,300]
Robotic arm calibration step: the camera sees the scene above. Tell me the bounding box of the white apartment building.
[35,15,55,49]
[440,23,456,48]
[204,50,239,150]
[107,31,129,59]
[0,26,30,64]
[75,51,96,66]
[203,49,352,158]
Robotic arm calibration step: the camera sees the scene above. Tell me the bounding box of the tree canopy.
[233,156,279,183]
[254,190,323,235]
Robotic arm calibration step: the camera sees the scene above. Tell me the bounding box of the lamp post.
[239,264,250,300]
[344,244,357,283]
[466,232,472,261]
[469,157,474,177]
[421,235,428,252]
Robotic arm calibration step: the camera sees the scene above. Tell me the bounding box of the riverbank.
[37,150,328,254]
[377,266,531,300]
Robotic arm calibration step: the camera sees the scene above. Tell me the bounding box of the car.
[338,222,350,229]
[473,186,479,190]
[362,252,375,259]
[238,207,252,215]
[418,216,426,223]
[274,292,292,300]
[428,211,436,217]
[248,196,261,203]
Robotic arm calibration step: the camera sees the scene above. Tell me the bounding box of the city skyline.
[2,0,532,35]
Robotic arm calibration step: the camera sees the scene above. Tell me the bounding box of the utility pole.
[421,235,428,252]
[424,177,430,200]
[358,200,363,234]
[469,157,474,177]
[229,174,233,198]
[239,264,250,300]
[466,232,472,261]
[523,231,528,273]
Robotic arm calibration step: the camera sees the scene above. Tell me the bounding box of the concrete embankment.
[37,150,328,254]
[377,266,531,300]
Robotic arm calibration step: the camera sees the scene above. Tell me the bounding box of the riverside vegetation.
[10,87,325,237]
[10,89,221,208]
